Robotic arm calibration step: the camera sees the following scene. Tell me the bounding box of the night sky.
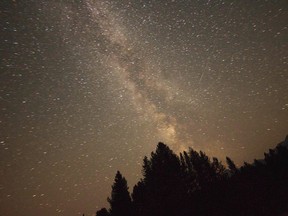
[1,0,288,215]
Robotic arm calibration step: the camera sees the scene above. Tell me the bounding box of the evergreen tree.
[131,180,146,216]
[226,157,237,174]
[97,136,288,216]
[108,171,132,216]
[133,142,184,216]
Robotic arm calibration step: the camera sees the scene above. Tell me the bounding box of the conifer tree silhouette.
[107,171,132,216]
[97,136,288,216]
[226,157,237,174]
[133,142,184,216]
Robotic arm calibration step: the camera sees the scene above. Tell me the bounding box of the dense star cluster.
[1,0,287,216]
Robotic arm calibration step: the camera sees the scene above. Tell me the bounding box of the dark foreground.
[96,136,288,216]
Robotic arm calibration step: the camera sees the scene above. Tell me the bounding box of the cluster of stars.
[0,0,287,216]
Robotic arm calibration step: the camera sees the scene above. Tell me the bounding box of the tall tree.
[226,157,238,174]
[133,142,184,216]
[108,171,132,216]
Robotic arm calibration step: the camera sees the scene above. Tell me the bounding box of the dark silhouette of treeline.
[96,136,288,216]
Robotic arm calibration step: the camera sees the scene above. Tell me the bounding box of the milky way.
[1,0,288,216]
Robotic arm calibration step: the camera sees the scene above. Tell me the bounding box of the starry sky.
[1,0,288,215]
